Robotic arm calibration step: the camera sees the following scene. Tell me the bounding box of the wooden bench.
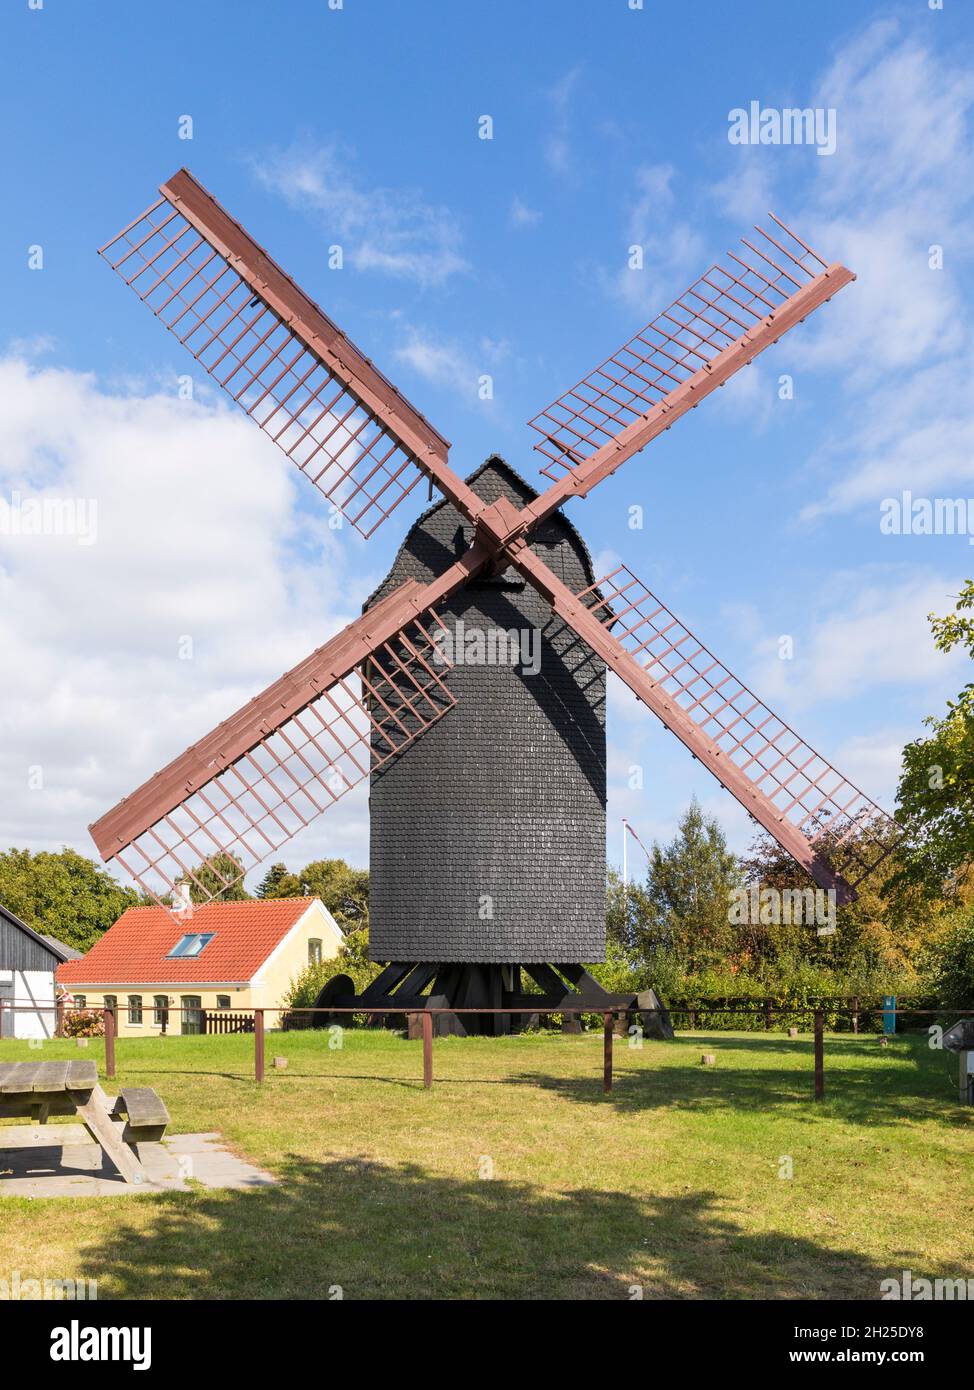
[112,1088,170,1145]
[0,1059,148,1186]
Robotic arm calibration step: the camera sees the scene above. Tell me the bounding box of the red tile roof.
[57,898,320,985]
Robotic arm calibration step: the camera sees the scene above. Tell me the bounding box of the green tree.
[740,825,925,993]
[0,847,139,953]
[921,907,974,1008]
[295,859,369,929]
[256,862,301,899]
[254,856,368,929]
[895,580,974,896]
[637,800,741,975]
[182,852,250,904]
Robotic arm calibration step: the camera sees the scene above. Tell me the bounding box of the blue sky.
[1,0,972,882]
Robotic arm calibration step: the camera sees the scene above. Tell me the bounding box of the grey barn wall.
[366,457,607,964]
[0,910,62,973]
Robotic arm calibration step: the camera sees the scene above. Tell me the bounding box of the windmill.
[90,169,900,1035]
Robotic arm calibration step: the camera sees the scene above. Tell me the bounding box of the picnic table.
[0,1060,167,1187]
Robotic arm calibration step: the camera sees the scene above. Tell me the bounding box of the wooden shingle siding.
[367,458,607,964]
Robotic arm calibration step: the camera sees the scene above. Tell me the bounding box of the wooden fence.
[202,1009,254,1035]
[37,1000,973,1105]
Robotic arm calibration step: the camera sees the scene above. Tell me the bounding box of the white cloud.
[713,154,775,224]
[800,354,974,520]
[510,195,543,228]
[392,328,513,409]
[605,163,707,314]
[394,331,478,398]
[543,67,582,177]
[750,569,968,707]
[252,142,468,287]
[0,355,372,879]
[814,19,974,213]
[826,730,906,809]
[707,19,974,531]
[783,21,974,518]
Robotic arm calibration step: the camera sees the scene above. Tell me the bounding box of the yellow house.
[56,897,342,1037]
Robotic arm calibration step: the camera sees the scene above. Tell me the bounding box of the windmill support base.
[313,963,673,1039]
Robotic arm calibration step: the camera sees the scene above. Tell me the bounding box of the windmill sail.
[99,169,483,537]
[514,551,900,903]
[90,586,458,910]
[525,215,854,524]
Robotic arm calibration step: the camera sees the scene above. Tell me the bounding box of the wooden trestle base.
[312,962,674,1039]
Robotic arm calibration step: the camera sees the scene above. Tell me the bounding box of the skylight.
[167,932,215,959]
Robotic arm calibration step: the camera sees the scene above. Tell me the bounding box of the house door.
[181,996,202,1035]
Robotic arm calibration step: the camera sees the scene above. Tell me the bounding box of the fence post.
[254,1009,265,1084]
[55,997,65,1038]
[814,1008,825,1101]
[103,1007,116,1080]
[421,1011,433,1089]
[852,996,859,1035]
[765,997,773,1031]
[603,1011,613,1093]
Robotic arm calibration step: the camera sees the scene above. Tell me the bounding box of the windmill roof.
[363,454,599,610]
[56,897,324,986]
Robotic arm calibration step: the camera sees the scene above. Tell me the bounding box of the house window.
[153,996,169,1026]
[308,938,322,965]
[75,995,87,1009]
[128,995,143,1026]
[103,996,117,1019]
[167,932,215,959]
[216,995,231,1010]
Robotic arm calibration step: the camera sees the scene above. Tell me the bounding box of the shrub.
[61,1009,104,1038]
[923,909,974,1009]
[281,925,383,1018]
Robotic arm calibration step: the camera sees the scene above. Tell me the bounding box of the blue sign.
[883,995,897,1035]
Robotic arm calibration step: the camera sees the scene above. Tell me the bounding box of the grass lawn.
[1,1026,972,1300]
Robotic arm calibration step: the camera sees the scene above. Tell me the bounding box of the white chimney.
[171,882,193,917]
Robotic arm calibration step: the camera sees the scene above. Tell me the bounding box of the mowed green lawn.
[1,1027,971,1300]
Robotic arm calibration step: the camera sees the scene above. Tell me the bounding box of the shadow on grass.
[77,1154,916,1301]
[512,1037,971,1129]
[673,1033,933,1059]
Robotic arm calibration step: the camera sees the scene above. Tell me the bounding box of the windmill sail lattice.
[578,566,901,893]
[528,215,837,482]
[98,170,461,538]
[91,609,456,907]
